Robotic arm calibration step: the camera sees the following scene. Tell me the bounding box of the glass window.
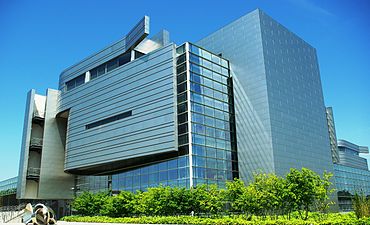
[177,93,187,103]
[179,168,188,179]
[215,110,224,120]
[97,64,106,76]
[221,59,228,68]
[206,168,217,179]
[217,170,226,180]
[203,86,213,97]
[215,129,225,139]
[177,44,186,55]
[214,90,223,100]
[118,52,131,66]
[206,127,215,137]
[202,50,212,61]
[191,82,202,93]
[213,72,222,82]
[107,58,119,72]
[192,113,204,124]
[192,123,205,135]
[75,75,85,86]
[216,149,226,159]
[202,67,212,78]
[207,147,217,158]
[213,64,221,73]
[204,96,214,107]
[177,64,186,74]
[178,113,188,124]
[216,139,226,149]
[140,174,148,185]
[193,144,205,156]
[149,173,158,184]
[177,54,186,64]
[159,171,168,181]
[190,63,201,74]
[204,106,214,117]
[190,54,201,65]
[193,156,206,167]
[206,137,216,148]
[203,77,213,88]
[221,67,229,76]
[90,68,98,80]
[177,73,186,84]
[168,169,178,180]
[178,103,187,114]
[158,161,168,171]
[193,134,205,145]
[204,116,215,127]
[178,124,188,134]
[213,82,223,91]
[190,72,201,83]
[214,99,224,110]
[190,44,200,55]
[178,156,188,167]
[191,92,203,104]
[194,167,206,178]
[177,82,187,94]
[215,119,225,130]
[178,134,188,145]
[212,55,221,64]
[168,159,178,169]
[191,102,204,114]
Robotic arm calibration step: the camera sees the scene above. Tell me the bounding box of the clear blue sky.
[0,0,369,181]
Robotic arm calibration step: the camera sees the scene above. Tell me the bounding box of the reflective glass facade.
[334,164,370,211]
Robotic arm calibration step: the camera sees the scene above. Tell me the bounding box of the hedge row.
[61,214,370,225]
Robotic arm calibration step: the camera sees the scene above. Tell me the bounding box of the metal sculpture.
[22,203,56,225]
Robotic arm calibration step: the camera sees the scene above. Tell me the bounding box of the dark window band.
[86,110,132,129]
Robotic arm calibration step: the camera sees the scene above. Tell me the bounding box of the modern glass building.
[14,9,339,213]
[326,107,370,211]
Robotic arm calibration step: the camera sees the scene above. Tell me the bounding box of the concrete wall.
[38,89,74,199]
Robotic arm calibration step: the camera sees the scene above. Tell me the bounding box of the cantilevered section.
[337,139,369,170]
[57,16,178,175]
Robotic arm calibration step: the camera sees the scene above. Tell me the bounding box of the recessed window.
[85,110,132,129]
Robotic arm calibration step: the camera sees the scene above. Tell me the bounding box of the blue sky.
[0,0,369,180]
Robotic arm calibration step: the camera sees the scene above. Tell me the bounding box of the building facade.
[197,9,334,180]
[15,9,336,207]
[334,139,370,211]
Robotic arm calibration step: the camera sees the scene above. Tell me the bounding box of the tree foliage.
[71,168,335,220]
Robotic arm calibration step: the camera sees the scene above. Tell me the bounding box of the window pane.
[107,58,119,72]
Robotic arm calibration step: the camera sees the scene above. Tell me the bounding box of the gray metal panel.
[38,89,74,199]
[17,90,35,199]
[61,44,178,172]
[258,11,334,176]
[198,9,334,180]
[59,16,149,89]
[197,9,275,181]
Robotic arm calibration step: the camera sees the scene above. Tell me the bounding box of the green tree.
[190,184,225,216]
[353,192,370,218]
[286,168,334,220]
[100,191,134,217]
[71,191,109,216]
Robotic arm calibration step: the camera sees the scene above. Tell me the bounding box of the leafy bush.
[353,192,370,218]
[71,191,109,216]
[70,168,338,220]
[99,191,134,217]
[61,214,370,225]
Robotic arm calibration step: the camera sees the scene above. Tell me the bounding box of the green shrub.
[353,192,370,219]
[61,214,370,225]
[71,191,109,216]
